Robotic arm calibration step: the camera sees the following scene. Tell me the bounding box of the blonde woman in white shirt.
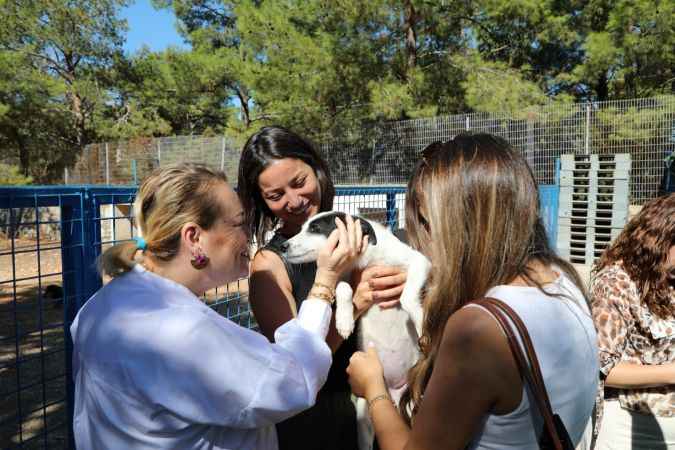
[70,163,367,450]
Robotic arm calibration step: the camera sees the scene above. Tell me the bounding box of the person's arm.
[142,304,333,429]
[604,362,675,388]
[348,306,520,450]
[589,270,667,388]
[249,249,346,352]
[144,216,365,428]
[249,249,297,341]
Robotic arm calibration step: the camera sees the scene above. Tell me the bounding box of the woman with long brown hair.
[592,193,675,449]
[347,133,598,449]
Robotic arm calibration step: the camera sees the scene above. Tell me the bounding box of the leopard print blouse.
[591,263,675,417]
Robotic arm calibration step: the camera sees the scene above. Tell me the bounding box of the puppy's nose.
[280,242,289,252]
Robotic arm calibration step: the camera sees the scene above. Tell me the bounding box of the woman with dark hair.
[592,193,675,449]
[346,133,598,449]
[237,126,407,450]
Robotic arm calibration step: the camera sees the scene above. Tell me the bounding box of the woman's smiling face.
[257,158,322,234]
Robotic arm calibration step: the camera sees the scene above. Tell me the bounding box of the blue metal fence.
[0,184,558,449]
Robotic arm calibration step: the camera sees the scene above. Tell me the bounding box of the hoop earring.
[190,251,210,270]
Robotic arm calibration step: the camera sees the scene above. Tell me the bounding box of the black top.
[263,232,358,450]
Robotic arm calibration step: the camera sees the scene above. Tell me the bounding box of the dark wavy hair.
[237,126,335,246]
[594,193,675,319]
[400,133,589,425]
[236,126,335,246]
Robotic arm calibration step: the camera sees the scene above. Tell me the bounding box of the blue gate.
[0,184,558,449]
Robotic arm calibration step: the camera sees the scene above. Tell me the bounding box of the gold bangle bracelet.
[312,281,336,296]
[367,393,393,416]
[308,289,335,305]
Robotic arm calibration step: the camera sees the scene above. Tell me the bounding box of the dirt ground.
[0,237,252,449]
[1,238,68,449]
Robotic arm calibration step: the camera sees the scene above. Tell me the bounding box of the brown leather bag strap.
[486,298,556,414]
[471,300,556,429]
[470,298,563,450]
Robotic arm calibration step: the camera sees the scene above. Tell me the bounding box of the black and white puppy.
[281,211,431,450]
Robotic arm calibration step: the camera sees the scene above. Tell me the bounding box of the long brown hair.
[594,193,675,319]
[400,133,588,423]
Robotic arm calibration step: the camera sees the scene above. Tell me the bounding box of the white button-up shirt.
[70,264,332,449]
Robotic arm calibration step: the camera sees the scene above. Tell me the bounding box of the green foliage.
[595,97,675,143]
[1,0,673,184]
[0,0,129,181]
[0,163,33,185]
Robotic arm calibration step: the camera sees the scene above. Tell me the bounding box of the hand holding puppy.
[351,265,407,318]
[347,343,387,400]
[315,215,369,287]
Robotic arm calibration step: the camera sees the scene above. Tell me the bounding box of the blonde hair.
[400,133,588,423]
[99,164,229,278]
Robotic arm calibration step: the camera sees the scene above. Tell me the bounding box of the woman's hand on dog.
[352,265,407,318]
[347,344,386,400]
[316,215,369,287]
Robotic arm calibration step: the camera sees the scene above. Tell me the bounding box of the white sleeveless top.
[467,272,598,450]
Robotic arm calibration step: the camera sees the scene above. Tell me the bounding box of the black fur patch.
[307,212,378,245]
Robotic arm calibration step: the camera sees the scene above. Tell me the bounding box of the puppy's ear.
[359,219,377,246]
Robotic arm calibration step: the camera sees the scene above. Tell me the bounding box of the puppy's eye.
[309,223,320,233]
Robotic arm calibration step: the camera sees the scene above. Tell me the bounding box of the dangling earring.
[190,249,210,270]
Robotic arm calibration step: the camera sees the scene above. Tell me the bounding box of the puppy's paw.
[336,308,355,339]
[335,281,355,338]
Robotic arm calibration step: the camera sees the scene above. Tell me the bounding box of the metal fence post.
[105,143,110,185]
[584,103,591,155]
[157,140,162,166]
[61,188,103,450]
[131,160,138,185]
[220,137,226,171]
[526,118,535,168]
[386,191,397,230]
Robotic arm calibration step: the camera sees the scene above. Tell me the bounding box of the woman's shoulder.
[251,246,286,273]
[592,262,633,285]
[440,306,508,362]
[591,263,638,303]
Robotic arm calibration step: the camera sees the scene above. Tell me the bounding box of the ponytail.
[95,163,229,279]
[98,241,138,278]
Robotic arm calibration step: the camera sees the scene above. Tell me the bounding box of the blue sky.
[121,0,188,54]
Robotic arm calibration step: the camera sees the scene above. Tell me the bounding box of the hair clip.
[133,236,147,250]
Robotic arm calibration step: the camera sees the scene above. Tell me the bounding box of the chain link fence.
[71,96,675,204]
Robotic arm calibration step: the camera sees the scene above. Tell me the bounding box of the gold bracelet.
[312,281,336,297]
[308,289,335,305]
[367,393,394,416]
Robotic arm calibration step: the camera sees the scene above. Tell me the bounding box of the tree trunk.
[236,86,251,128]
[404,0,418,74]
[17,134,29,177]
[7,126,30,176]
[595,73,609,102]
[69,91,86,149]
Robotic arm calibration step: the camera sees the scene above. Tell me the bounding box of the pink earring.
[190,250,210,270]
